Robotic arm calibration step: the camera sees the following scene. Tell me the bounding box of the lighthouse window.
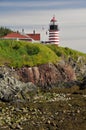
[50,25,58,30]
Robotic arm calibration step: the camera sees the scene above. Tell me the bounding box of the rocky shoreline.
[0,62,86,130]
[0,87,86,130]
[0,61,86,102]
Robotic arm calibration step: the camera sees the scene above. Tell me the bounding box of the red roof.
[3,32,30,39]
[2,32,40,42]
[27,34,40,41]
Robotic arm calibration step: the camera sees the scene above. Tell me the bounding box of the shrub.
[12,44,20,50]
[26,45,40,55]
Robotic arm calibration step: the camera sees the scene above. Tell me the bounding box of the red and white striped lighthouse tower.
[49,16,59,45]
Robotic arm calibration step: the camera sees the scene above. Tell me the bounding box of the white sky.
[0,0,86,53]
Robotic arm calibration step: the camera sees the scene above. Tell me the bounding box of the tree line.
[0,27,13,37]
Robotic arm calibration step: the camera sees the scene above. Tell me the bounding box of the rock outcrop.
[0,57,86,102]
[17,63,76,88]
[0,66,37,102]
[67,56,86,78]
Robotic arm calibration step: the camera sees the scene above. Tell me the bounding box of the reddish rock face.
[17,63,76,88]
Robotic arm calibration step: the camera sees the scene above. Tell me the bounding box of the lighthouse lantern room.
[49,16,59,45]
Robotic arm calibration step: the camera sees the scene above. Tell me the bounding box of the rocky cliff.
[17,62,76,88]
[17,56,86,89]
[0,57,86,102]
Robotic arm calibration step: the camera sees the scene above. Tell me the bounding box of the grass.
[47,44,86,61]
[0,39,86,68]
[0,40,58,68]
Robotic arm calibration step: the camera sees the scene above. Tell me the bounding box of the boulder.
[0,72,37,102]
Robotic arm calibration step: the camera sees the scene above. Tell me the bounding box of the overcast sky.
[0,0,86,53]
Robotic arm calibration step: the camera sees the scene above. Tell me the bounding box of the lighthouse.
[49,16,59,45]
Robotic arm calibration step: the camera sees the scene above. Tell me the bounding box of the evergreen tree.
[0,27,13,37]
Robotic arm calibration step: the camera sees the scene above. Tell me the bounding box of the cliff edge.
[0,40,86,101]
